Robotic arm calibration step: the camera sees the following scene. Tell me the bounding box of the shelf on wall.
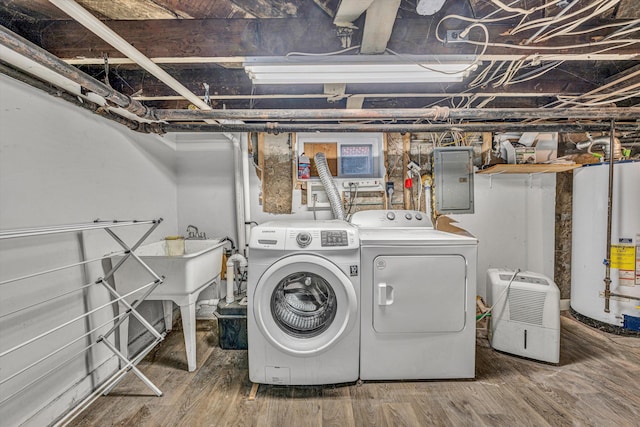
[476,164,582,174]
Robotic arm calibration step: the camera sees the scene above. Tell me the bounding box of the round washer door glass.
[271,271,337,338]
[253,254,357,356]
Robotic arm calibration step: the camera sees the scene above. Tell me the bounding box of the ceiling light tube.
[247,72,467,84]
[244,57,478,84]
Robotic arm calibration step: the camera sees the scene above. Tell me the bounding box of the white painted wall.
[450,173,557,297]
[0,74,178,426]
[171,134,237,243]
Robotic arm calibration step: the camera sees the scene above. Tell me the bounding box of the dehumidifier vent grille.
[508,288,546,326]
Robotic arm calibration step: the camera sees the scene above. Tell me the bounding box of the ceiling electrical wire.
[285,45,362,59]
[433,0,639,104]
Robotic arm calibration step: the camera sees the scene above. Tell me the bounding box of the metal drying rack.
[0,219,166,425]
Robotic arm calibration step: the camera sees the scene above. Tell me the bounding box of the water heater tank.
[570,161,640,330]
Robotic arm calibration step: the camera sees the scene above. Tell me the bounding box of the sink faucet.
[186,225,206,239]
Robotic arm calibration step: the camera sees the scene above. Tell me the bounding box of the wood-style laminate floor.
[69,314,640,427]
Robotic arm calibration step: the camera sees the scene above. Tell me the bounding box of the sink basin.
[110,239,226,372]
[111,239,225,299]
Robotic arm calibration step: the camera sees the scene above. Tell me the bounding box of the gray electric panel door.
[433,147,474,214]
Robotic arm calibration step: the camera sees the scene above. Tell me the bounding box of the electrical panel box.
[433,147,474,214]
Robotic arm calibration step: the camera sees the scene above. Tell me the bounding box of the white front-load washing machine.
[351,210,478,380]
[247,220,360,385]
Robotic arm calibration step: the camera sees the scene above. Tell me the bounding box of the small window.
[340,144,373,177]
[296,133,384,180]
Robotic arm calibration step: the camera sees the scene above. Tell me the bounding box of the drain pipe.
[0,25,155,120]
[226,253,248,304]
[229,133,247,254]
[0,60,157,132]
[241,133,252,255]
[603,120,615,313]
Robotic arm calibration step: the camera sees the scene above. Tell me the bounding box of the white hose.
[314,152,345,220]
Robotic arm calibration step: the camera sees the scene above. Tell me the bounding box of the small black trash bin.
[216,300,248,349]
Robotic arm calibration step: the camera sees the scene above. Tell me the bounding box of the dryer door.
[373,254,467,333]
[253,254,357,356]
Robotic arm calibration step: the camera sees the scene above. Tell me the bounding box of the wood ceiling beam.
[75,0,182,20]
[24,19,640,59]
[78,64,602,98]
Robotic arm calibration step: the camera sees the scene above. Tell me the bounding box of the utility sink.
[110,239,225,372]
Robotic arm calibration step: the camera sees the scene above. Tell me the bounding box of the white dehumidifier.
[487,269,560,364]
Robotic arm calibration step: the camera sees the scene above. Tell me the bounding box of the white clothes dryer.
[351,210,478,380]
[247,220,360,385]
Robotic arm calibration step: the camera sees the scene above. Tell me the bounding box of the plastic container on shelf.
[298,153,311,179]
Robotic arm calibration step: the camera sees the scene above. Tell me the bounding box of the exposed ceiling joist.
[74,0,185,20]
[28,19,640,59]
[616,0,640,18]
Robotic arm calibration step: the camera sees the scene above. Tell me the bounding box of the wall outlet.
[446,30,469,43]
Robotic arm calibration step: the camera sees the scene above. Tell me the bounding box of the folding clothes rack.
[0,219,166,425]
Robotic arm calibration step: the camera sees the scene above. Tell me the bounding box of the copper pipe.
[604,119,615,313]
[609,292,640,302]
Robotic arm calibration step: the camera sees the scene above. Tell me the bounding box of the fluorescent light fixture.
[244,55,479,84]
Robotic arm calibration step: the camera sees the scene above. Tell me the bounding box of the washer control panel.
[249,221,359,250]
[320,230,349,247]
[286,228,357,250]
[350,210,433,228]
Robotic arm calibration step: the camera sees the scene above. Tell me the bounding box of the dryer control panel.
[350,210,433,228]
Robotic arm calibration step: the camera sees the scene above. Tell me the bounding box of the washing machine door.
[253,254,357,356]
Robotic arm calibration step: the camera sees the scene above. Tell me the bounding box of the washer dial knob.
[296,232,312,247]
[415,213,423,220]
[386,212,396,221]
[405,213,413,220]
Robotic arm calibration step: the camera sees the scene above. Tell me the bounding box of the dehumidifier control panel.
[498,274,550,286]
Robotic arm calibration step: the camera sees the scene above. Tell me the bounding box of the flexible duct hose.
[314,152,345,220]
[576,135,622,161]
